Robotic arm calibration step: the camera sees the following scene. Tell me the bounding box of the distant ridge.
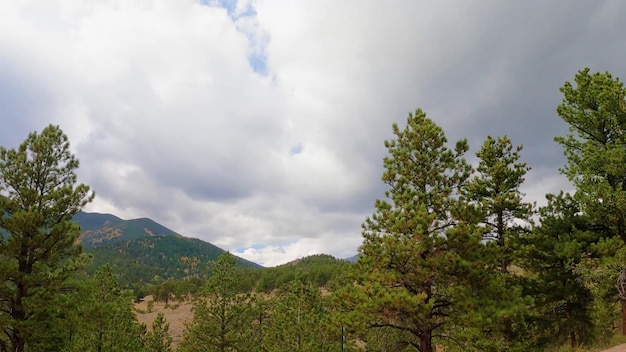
[344,254,358,263]
[74,211,179,248]
[73,211,261,285]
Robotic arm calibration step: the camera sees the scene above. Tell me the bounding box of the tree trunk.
[497,211,507,273]
[621,299,626,335]
[420,330,433,352]
[620,216,626,335]
[12,277,28,352]
[11,331,25,352]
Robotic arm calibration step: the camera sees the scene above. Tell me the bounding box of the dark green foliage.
[152,280,180,308]
[464,135,533,271]
[85,234,258,286]
[555,68,626,244]
[341,109,484,352]
[255,254,351,293]
[144,313,173,352]
[460,135,535,351]
[519,193,604,348]
[179,252,255,352]
[555,67,626,335]
[0,125,94,352]
[63,265,146,352]
[264,275,340,352]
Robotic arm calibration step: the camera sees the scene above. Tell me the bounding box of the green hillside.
[73,212,260,285]
[74,211,179,247]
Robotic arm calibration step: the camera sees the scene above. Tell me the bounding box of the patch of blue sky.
[234,243,266,252]
[290,143,303,155]
[248,55,267,75]
[199,0,267,75]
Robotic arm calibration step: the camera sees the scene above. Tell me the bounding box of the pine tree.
[66,265,146,352]
[519,192,606,348]
[343,109,483,352]
[266,275,337,352]
[461,135,534,350]
[179,252,253,352]
[144,313,173,352]
[464,135,533,272]
[555,68,626,333]
[0,125,94,352]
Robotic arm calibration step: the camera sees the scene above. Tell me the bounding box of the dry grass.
[601,344,626,352]
[134,296,194,349]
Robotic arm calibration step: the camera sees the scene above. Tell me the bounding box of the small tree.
[266,275,337,352]
[144,313,173,352]
[520,192,605,348]
[179,252,253,352]
[66,265,146,352]
[464,135,533,272]
[461,136,534,350]
[0,125,94,352]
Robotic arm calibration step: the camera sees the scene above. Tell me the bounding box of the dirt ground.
[134,296,194,349]
[603,344,626,352]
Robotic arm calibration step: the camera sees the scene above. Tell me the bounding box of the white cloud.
[2,0,626,266]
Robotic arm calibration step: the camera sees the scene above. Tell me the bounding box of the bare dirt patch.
[602,344,626,352]
[134,296,194,349]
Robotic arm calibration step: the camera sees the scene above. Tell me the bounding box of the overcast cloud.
[1,0,625,266]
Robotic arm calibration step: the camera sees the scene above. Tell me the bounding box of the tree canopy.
[0,125,94,352]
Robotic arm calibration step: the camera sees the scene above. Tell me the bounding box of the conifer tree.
[266,275,337,352]
[343,109,483,352]
[461,136,534,350]
[144,313,173,352]
[0,125,94,352]
[66,265,145,352]
[520,192,605,348]
[555,68,626,333]
[179,252,253,352]
[464,135,533,272]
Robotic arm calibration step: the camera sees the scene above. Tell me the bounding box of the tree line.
[1,68,626,351]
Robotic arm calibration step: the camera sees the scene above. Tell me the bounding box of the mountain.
[253,254,353,292]
[74,212,179,247]
[344,254,358,263]
[73,212,260,285]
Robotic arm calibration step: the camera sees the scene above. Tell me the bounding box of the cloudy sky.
[1,1,625,266]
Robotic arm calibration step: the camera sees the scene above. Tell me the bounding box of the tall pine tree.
[0,125,94,352]
[461,135,534,350]
[555,68,626,334]
[344,109,483,352]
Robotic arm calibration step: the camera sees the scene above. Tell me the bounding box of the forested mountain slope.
[73,212,260,285]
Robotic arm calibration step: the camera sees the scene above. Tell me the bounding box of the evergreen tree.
[266,275,337,352]
[144,313,173,352]
[179,252,253,352]
[464,135,533,271]
[520,192,605,348]
[66,265,146,352]
[342,109,483,352]
[555,68,626,333]
[0,125,94,352]
[461,135,534,350]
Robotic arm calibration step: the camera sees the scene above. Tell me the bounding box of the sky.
[1,1,626,267]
